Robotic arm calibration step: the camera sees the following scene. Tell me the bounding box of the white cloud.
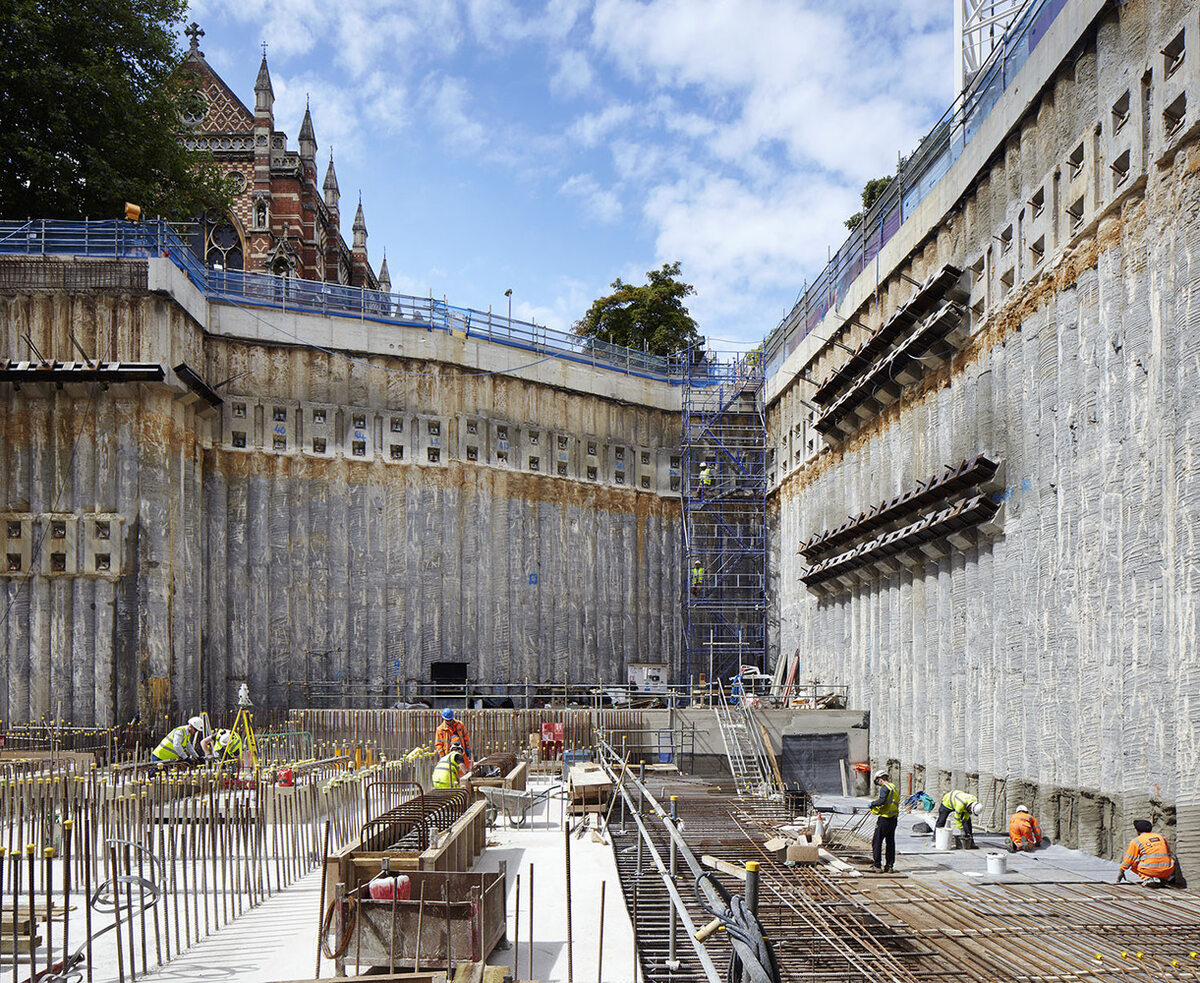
[642,172,857,320]
[560,174,623,223]
[422,75,489,153]
[567,103,635,147]
[550,49,597,99]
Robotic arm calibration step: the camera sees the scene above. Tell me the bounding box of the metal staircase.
[714,683,772,796]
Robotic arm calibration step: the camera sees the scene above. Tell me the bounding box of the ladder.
[714,682,771,796]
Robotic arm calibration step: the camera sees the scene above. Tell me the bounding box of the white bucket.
[934,826,953,850]
[987,852,1008,876]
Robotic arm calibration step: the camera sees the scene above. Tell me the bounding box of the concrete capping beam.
[766,0,1110,405]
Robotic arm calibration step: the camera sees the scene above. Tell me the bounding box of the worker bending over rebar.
[151,715,207,769]
[935,789,983,848]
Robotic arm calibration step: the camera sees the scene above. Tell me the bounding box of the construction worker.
[431,750,466,789]
[868,770,900,872]
[698,461,712,498]
[1007,805,1043,852]
[935,789,983,847]
[1117,820,1176,886]
[691,559,705,596]
[434,709,472,769]
[208,728,244,765]
[151,715,207,768]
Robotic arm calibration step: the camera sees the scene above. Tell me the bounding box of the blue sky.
[184,0,954,349]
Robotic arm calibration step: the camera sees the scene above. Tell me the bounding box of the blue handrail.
[761,0,1069,379]
[0,218,732,385]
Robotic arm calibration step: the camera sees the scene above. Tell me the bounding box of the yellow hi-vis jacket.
[153,725,196,761]
[870,781,900,818]
[942,790,978,822]
[432,754,463,789]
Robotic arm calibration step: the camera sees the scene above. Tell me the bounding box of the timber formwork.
[681,352,768,685]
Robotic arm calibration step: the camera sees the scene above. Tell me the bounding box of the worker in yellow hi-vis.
[691,559,705,596]
[151,716,206,768]
[432,750,466,789]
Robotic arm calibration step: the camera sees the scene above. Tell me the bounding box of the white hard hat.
[873,769,889,782]
[1015,804,1029,814]
[188,715,206,733]
[970,801,983,816]
[216,729,232,748]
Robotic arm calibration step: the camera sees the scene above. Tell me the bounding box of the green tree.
[574,262,702,357]
[844,176,894,231]
[0,0,230,220]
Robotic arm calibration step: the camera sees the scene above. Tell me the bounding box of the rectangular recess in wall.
[1164,29,1185,78]
[1164,93,1187,135]
[1112,90,1131,133]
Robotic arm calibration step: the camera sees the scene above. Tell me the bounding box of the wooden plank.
[273,974,446,983]
[759,724,785,792]
[701,855,747,881]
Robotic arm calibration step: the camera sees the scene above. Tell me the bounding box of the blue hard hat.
[441,708,454,720]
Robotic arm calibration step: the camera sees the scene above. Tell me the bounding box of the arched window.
[189,211,244,272]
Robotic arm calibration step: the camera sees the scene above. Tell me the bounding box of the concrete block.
[263,399,299,454]
[1152,10,1199,162]
[301,402,338,459]
[223,395,261,451]
[490,420,515,468]
[634,446,654,491]
[611,443,632,487]
[553,432,578,480]
[414,414,447,467]
[522,423,547,475]
[581,435,605,482]
[344,406,376,462]
[82,513,124,579]
[0,514,33,578]
[39,514,77,576]
[383,411,411,465]
[458,414,488,467]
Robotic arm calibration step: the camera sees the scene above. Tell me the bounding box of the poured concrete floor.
[74,778,636,983]
[814,794,1133,885]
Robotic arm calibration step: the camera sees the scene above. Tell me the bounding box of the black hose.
[693,871,781,983]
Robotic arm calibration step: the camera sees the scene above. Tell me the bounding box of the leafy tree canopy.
[844,176,894,231]
[574,262,702,357]
[0,0,231,219]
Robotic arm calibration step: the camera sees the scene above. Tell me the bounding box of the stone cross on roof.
[185,21,204,55]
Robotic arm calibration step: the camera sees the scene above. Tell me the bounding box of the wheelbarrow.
[476,783,561,828]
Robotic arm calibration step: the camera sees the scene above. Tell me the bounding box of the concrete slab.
[814,794,1126,887]
[74,780,636,983]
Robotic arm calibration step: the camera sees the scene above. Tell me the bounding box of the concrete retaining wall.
[767,0,1200,864]
[0,279,683,723]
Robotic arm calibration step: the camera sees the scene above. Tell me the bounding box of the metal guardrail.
[0,219,751,384]
[761,0,1070,380]
[293,678,849,711]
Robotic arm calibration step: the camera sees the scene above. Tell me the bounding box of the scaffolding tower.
[681,350,768,687]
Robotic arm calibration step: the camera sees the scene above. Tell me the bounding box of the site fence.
[761,0,1070,379]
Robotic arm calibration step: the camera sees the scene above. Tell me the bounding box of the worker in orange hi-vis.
[1117,819,1177,886]
[1007,805,1044,852]
[434,709,472,769]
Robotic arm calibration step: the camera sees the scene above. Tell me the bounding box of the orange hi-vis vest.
[1120,832,1175,879]
[435,719,472,760]
[1008,812,1042,847]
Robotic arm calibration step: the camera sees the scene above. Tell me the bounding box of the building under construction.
[2,0,1200,979]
